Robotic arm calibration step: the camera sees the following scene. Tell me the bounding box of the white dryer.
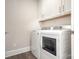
[40,29,71,59]
[31,29,71,59]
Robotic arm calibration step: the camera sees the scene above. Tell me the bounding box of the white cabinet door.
[39,0,71,21]
[40,0,61,19]
[62,0,71,11]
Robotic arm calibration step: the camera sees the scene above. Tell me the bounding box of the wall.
[5,0,40,53]
[40,15,71,28]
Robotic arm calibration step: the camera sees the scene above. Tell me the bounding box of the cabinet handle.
[62,5,64,11]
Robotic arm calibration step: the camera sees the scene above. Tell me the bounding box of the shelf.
[39,10,71,22]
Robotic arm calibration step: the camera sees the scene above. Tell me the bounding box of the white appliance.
[31,30,41,59]
[40,29,71,59]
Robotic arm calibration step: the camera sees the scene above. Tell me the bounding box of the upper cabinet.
[39,0,71,21]
[62,0,71,12]
[40,0,60,20]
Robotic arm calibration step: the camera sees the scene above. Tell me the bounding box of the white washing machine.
[31,30,41,59]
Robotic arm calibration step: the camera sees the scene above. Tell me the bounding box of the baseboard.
[5,46,30,57]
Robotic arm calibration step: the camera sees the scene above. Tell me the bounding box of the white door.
[40,0,61,19]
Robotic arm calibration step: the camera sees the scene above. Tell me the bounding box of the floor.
[6,51,37,59]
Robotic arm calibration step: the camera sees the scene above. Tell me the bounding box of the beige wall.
[5,0,40,51]
[40,15,71,28]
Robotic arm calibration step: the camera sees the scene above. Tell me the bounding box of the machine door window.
[42,36,56,56]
